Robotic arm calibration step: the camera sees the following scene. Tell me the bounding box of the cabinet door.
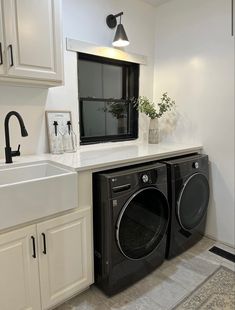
[3,0,63,81]
[0,0,5,75]
[0,225,41,310]
[37,208,93,310]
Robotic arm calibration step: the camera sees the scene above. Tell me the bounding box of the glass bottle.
[63,121,77,153]
[50,121,64,154]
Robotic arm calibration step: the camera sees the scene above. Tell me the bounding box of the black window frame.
[77,52,139,145]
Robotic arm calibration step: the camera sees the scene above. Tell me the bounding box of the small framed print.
[46,110,72,153]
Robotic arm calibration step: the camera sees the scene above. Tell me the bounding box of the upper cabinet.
[0,1,4,76]
[0,0,64,87]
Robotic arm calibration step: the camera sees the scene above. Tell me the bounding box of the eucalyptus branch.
[133,92,175,119]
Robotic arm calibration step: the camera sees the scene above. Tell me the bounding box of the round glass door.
[177,173,210,231]
[116,187,169,260]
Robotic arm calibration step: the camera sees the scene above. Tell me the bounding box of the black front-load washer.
[93,162,169,296]
[163,154,210,259]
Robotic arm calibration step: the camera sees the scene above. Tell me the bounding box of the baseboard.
[205,233,235,249]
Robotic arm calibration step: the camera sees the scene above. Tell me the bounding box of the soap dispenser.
[50,121,63,154]
[63,121,77,153]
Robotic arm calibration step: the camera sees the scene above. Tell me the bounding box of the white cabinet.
[0,0,5,76]
[0,0,63,86]
[38,209,93,310]
[0,225,41,310]
[0,208,93,310]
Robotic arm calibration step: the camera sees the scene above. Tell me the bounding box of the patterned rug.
[173,266,235,310]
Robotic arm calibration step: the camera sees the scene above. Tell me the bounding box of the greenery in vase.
[133,92,175,119]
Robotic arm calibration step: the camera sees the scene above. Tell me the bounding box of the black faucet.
[4,111,28,164]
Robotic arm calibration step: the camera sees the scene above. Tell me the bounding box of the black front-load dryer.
[93,162,169,296]
[163,154,210,259]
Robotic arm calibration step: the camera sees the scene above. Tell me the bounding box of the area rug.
[173,266,235,310]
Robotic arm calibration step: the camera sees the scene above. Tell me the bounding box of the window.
[77,53,139,145]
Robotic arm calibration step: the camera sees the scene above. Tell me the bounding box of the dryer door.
[116,187,169,260]
[177,173,210,231]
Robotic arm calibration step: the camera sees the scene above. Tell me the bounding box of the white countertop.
[0,142,203,172]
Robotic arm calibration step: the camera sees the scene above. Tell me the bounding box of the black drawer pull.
[42,233,47,254]
[31,236,36,258]
[113,184,131,193]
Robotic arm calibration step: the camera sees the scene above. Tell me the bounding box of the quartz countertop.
[0,142,203,172]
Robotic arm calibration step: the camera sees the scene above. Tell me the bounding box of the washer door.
[177,173,210,231]
[116,187,169,260]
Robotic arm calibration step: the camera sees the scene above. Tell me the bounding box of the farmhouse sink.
[0,162,78,231]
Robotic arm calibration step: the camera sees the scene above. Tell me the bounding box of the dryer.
[93,162,169,296]
[163,154,210,259]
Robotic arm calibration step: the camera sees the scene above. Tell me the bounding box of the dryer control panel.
[192,161,199,169]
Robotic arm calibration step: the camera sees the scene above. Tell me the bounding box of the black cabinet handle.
[0,42,3,65]
[8,44,14,66]
[232,0,234,36]
[42,233,47,255]
[31,236,36,258]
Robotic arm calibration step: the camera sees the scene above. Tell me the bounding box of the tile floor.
[55,237,235,310]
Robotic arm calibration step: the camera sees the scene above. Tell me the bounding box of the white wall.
[0,0,155,158]
[154,0,235,246]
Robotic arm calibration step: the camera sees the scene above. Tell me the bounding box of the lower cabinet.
[37,208,93,309]
[0,208,93,310]
[0,225,41,310]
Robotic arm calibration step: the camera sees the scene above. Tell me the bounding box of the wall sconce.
[106,12,129,47]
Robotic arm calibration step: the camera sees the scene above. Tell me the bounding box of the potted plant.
[133,92,175,144]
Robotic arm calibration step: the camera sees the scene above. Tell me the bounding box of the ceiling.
[140,0,172,7]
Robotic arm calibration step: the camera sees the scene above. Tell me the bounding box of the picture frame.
[45,110,73,153]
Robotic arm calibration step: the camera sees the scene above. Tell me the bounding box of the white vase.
[148,118,159,144]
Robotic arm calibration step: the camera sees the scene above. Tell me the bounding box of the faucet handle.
[12,144,21,157]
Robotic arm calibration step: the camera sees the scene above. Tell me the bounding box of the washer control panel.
[141,174,149,183]
[140,170,157,185]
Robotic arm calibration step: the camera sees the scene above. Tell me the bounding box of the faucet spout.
[4,111,28,164]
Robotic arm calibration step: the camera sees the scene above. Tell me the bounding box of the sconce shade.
[112,23,129,47]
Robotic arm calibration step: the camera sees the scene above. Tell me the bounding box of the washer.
[163,154,210,259]
[93,162,169,296]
